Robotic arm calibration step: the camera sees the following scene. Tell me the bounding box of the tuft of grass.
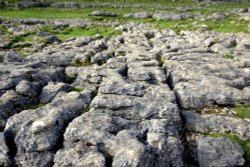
[83,106,90,113]
[234,104,250,119]
[69,87,85,92]
[207,133,250,164]
[73,61,92,67]
[231,40,237,48]
[223,53,234,60]
[24,103,44,110]
[0,26,7,33]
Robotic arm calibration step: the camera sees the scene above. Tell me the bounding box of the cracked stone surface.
[0,18,250,167]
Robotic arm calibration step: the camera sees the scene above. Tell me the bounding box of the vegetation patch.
[73,61,92,67]
[223,53,234,60]
[83,106,91,113]
[207,133,250,164]
[194,107,231,115]
[234,104,250,119]
[40,26,121,40]
[231,40,237,48]
[69,87,85,92]
[0,3,249,33]
[24,103,44,110]
[204,15,249,33]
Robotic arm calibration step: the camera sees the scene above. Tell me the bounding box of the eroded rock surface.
[0,19,249,167]
[197,137,245,167]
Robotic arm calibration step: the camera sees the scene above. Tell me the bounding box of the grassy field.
[40,26,122,39]
[0,6,249,33]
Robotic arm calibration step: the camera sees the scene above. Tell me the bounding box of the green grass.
[0,26,7,32]
[3,34,35,50]
[2,32,45,56]
[234,104,250,119]
[0,2,249,33]
[55,26,122,39]
[40,25,121,40]
[5,0,195,6]
[0,8,91,19]
[204,15,249,33]
[223,53,234,60]
[69,87,85,92]
[207,133,250,164]
[194,104,250,119]
[24,103,44,110]
[83,106,90,113]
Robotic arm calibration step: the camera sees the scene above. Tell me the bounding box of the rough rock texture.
[183,110,250,140]
[89,11,119,17]
[54,24,183,167]
[0,133,10,166]
[5,91,92,167]
[0,18,250,167]
[197,137,245,167]
[124,12,151,19]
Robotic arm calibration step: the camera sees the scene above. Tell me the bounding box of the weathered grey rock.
[7,25,38,36]
[4,91,92,167]
[0,90,33,129]
[31,66,66,84]
[206,13,226,20]
[153,12,194,21]
[99,77,146,96]
[153,12,173,21]
[25,51,75,66]
[124,12,151,19]
[163,45,250,109]
[4,51,23,62]
[183,110,250,140]
[39,82,69,104]
[128,60,166,83]
[74,36,95,47]
[54,112,183,167]
[197,137,245,167]
[0,133,10,167]
[89,11,119,17]
[70,67,102,90]
[17,2,50,8]
[15,80,40,98]
[234,8,249,13]
[90,50,114,64]
[38,31,51,37]
[50,2,80,8]
[1,21,250,167]
[44,35,60,44]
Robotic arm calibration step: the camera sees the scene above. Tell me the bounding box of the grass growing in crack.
[24,103,44,110]
[0,26,7,33]
[83,106,90,113]
[69,87,85,92]
[231,40,237,48]
[223,53,234,60]
[207,133,250,164]
[65,75,75,84]
[234,104,250,119]
[73,61,92,67]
